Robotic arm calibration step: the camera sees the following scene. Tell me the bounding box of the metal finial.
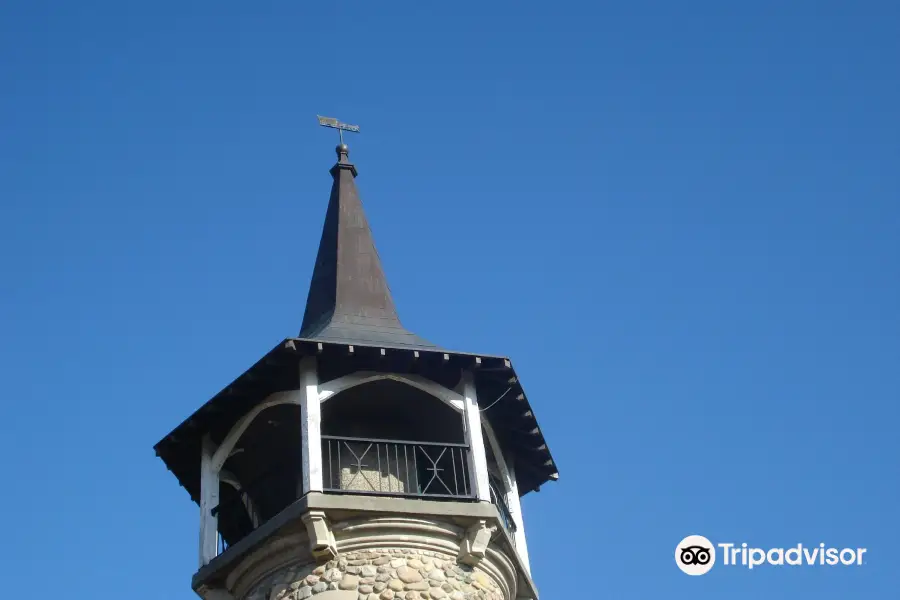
[317,115,360,150]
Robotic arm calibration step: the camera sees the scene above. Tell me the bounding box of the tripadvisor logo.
[675,535,867,575]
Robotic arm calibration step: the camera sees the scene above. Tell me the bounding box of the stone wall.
[244,549,504,600]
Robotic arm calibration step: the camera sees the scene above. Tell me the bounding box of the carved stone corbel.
[196,584,235,600]
[457,519,496,566]
[301,510,338,560]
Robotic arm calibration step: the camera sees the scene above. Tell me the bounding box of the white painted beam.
[482,418,531,572]
[199,435,219,567]
[504,456,531,573]
[461,371,491,502]
[299,356,323,494]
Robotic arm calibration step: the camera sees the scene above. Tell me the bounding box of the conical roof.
[299,144,437,350]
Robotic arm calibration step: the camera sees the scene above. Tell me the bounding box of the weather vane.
[317,115,360,145]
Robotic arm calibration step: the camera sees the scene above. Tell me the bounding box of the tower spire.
[299,141,437,349]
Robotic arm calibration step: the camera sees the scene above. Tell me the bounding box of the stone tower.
[154,142,559,600]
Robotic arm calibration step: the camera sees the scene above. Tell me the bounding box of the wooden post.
[299,356,323,494]
[461,371,491,502]
[199,435,220,567]
[504,456,531,573]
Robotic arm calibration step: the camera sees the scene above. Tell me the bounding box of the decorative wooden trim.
[219,470,261,529]
[210,390,296,473]
[317,371,465,412]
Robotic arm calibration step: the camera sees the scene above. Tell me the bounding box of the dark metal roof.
[300,144,437,350]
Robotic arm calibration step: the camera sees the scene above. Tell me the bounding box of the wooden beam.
[299,357,323,493]
[462,371,491,502]
[199,436,219,567]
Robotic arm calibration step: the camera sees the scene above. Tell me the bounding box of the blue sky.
[1,1,898,598]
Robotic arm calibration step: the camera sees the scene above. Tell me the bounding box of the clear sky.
[1,1,898,598]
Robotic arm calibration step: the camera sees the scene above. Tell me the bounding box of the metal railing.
[489,478,517,537]
[209,437,522,558]
[322,435,473,499]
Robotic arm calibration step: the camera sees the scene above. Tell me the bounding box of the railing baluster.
[376,443,382,492]
[412,445,420,494]
[403,444,410,492]
[451,447,459,495]
[392,444,397,493]
[327,438,333,488]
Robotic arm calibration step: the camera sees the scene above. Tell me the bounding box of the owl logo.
[680,545,712,565]
[675,535,716,575]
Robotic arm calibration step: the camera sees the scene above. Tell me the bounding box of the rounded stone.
[404,581,428,592]
[397,566,423,584]
[429,588,447,599]
[390,558,407,568]
[427,570,446,582]
[312,582,328,594]
[407,559,424,570]
[379,591,394,600]
[325,569,342,583]
[373,582,387,593]
[361,565,378,577]
[359,585,374,594]
[373,557,392,566]
[388,579,405,592]
[339,574,360,590]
